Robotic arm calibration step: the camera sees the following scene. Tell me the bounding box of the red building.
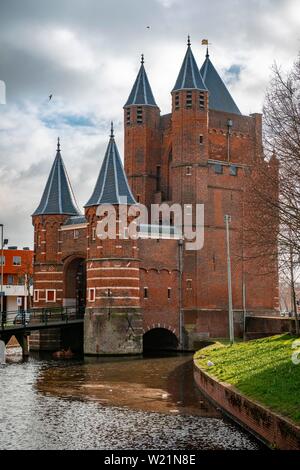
[31,39,278,354]
[0,247,33,312]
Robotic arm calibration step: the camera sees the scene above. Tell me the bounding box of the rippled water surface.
[0,349,263,450]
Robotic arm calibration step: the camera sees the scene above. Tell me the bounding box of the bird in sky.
[49,94,53,101]
[146,26,150,29]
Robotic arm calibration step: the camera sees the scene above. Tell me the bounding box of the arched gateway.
[63,256,86,313]
[143,328,179,352]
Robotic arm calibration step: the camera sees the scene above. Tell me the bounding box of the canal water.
[0,348,262,450]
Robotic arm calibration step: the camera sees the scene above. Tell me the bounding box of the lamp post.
[224,215,234,344]
[0,224,6,321]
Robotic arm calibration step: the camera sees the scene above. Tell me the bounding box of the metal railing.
[0,306,85,331]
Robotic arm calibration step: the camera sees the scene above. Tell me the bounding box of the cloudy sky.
[0,0,300,248]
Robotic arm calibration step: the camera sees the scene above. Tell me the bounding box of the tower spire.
[141,53,144,65]
[187,35,191,47]
[110,121,114,139]
[172,38,207,92]
[124,55,158,107]
[206,46,209,58]
[57,137,60,152]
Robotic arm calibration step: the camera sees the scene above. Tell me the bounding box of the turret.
[124,55,161,209]
[84,124,142,355]
[32,138,80,308]
[171,37,209,203]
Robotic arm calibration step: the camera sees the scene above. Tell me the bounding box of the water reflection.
[0,349,263,450]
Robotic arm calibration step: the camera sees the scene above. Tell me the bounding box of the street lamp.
[224,215,234,344]
[0,224,8,320]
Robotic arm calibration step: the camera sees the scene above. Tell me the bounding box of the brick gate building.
[31,39,278,354]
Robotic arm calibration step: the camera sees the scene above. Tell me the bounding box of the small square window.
[230,165,238,176]
[144,287,148,299]
[168,288,171,300]
[199,135,204,144]
[0,256,5,266]
[13,256,21,266]
[8,275,14,285]
[186,279,192,290]
[74,229,79,239]
[46,290,56,302]
[214,164,223,175]
[186,166,192,176]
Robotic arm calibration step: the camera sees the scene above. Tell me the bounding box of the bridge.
[0,307,84,357]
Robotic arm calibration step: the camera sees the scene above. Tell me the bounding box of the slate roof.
[32,139,80,216]
[124,55,157,107]
[85,124,136,207]
[173,38,207,92]
[63,215,87,226]
[200,52,241,115]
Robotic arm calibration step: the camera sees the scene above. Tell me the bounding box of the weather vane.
[201,39,212,57]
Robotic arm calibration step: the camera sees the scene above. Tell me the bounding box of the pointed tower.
[31,139,80,351]
[124,55,161,209]
[170,36,209,204]
[84,124,142,356]
[200,49,241,115]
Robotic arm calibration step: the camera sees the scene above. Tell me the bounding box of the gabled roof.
[124,55,158,107]
[200,51,241,115]
[172,37,207,92]
[85,124,136,207]
[32,139,80,216]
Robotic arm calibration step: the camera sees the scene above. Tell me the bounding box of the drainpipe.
[178,238,184,350]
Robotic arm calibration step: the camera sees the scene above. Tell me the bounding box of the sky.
[0,0,300,248]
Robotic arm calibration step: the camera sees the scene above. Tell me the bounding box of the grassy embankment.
[194,334,300,424]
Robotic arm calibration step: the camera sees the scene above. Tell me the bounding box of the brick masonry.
[31,54,281,354]
[194,361,300,450]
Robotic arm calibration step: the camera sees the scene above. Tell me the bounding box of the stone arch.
[143,325,179,352]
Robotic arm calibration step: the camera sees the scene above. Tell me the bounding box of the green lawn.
[194,334,300,424]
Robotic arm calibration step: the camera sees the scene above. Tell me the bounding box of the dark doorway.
[63,257,86,313]
[143,328,178,352]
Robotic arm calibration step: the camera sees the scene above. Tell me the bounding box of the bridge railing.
[0,306,85,331]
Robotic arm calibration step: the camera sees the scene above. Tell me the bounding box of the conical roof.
[200,51,241,115]
[33,139,80,216]
[85,124,136,207]
[172,37,207,92]
[124,55,157,107]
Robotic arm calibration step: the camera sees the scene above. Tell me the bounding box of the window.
[0,256,5,266]
[18,276,25,285]
[74,229,79,239]
[8,275,14,285]
[13,256,21,266]
[46,290,56,303]
[230,165,238,176]
[168,288,172,300]
[214,164,223,175]
[89,288,95,302]
[186,279,192,290]
[199,92,205,109]
[186,166,192,176]
[175,92,180,110]
[34,290,39,303]
[92,227,96,241]
[186,205,192,216]
[136,195,140,203]
[186,91,192,108]
[199,135,204,144]
[144,287,148,299]
[126,108,131,126]
[137,107,143,124]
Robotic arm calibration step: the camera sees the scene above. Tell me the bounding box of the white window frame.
[74,229,79,239]
[186,166,192,176]
[46,289,56,303]
[13,256,22,266]
[34,289,40,303]
[89,288,96,302]
[92,227,96,240]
